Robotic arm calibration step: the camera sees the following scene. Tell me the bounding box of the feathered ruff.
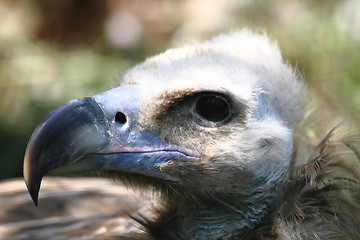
[241,127,360,240]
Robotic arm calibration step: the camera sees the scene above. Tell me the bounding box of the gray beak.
[24,85,199,205]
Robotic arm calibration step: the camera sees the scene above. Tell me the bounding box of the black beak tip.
[25,179,40,206]
[24,152,40,206]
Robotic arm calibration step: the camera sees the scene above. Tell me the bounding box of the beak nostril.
[115,112,127,124]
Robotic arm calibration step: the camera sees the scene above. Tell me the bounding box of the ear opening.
[254,93,280,121]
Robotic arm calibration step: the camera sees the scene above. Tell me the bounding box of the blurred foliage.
[0,0,359,180]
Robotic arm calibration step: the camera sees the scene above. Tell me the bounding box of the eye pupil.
[195,95,230,122]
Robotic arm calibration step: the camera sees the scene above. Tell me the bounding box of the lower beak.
[23,86,199,205]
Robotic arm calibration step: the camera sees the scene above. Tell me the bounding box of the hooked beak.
[24,85,199,206]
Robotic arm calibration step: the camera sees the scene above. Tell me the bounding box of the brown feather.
[0,177,152,239]
[276,127,360,239]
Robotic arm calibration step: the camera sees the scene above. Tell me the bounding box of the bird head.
[24,30,306,207]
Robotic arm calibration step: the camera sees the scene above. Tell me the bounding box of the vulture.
[2,29,360,239]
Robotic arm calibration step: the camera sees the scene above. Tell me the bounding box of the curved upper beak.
[24,85,199,206]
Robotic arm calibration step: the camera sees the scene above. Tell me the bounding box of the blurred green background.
[1,0,359,180]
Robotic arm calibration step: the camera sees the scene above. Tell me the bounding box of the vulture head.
[24,29,334,239]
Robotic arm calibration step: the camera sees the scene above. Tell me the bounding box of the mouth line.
[49,149,199,180]
[100,144,201,159]
[100,149,200,159]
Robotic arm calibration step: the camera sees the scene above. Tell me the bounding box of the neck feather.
[145,180,283,240]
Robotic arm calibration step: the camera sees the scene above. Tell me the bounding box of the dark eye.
[192,93,231,126]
